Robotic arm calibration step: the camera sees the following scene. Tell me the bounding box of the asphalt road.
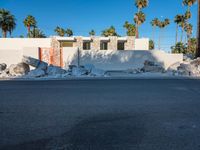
[0,79,200,150]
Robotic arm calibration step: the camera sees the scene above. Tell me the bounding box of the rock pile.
[177,58,200,77]
[70,65,105,77]
[141,60,165,73]
[0,57,105,79]
[166,57,200,77]
[2,56,199,79]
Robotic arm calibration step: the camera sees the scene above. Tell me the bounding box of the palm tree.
[174,15,183,44]
[23,15,37,37]
[123,21,136,36]
[54,26,65,37]
[149,40,155,50]
[134,11,146,38]
[197,0,200,57]
[134,0,148,38]
[29,28,46,38]
[150,18,159,41]
[183,0,197,11]
[179,15,186,43]
[135,0,149,12]
[0,9,16,38]
[158,19,170,50]
[185,10,192,20]
[102,26,118,37]
[89,30,95,36]
[184,23,193,51]
[184,23,193,40]
[66,29,73,37]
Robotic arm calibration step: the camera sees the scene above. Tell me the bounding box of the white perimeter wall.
[0,49,23,67]
[0,38,51,50]
[0,38,51,66]
[135,38,149,50]
[63,49,183,70]
[0,38,183,70]
[0,47,40,67]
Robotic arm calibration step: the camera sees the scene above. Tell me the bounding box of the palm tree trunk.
[187,34,190,52]
[27,26,30,38]
[135,8,140,39]
[196,0,200,58]
[184,33,187,44]
[2,30,7,38]
[136,25,139,38]
[181,28,184,43]
[33,26,35,38]
[152,26,155,41]
[175,24,178,44]
[158,28,161,50]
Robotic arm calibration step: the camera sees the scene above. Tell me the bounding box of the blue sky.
[0,0,198,51]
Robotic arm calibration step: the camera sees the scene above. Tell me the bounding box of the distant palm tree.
[23,15,37,37]
[102,26,118,37]
[89,30,95,36]
[185,10,192,20]
[174,15,183,44]
[134,0,148,38]
[0,9,16,38]
[135,0,149,12]
[179,15,186,43]
[184,23,193,49]
[54,26,65,37]
[29,28,46,38]
[66,28,73,37]
[150,18,159,41]
[184,10,192,30]
[184,23,193,40]
[134,11,146,38]
[123,21,136,36]
[183,0,197,11]
[158,19,170,50]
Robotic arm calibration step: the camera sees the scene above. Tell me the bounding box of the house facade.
[0,36,150,68]
[54,36,149,51]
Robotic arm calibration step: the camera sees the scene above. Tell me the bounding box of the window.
[117,42,125,50]
[83,42,91,50]
[100,41,108,50]
[60,42,73,47]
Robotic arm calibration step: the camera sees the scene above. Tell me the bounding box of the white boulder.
[9,63,30,76]
[84,64,95,73]
[22,56,40,68]
[72,67,88,76]
[28,69,46,78]
[142,61,165,73]
[0,63,7,71]
[47,66,66,75]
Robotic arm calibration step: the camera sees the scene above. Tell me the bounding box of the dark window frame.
[100,41,108,50]
[117,41,126,50]
[83,41,91,50]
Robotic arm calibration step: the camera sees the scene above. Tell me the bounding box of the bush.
[149,40,155,50]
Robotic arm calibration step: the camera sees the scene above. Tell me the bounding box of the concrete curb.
[0,76,200,81]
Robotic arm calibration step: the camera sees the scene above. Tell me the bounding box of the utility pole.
[196,0,200,58]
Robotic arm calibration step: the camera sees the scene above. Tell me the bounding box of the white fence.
[63,49,183,70]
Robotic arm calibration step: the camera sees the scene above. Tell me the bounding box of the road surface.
[0,79,200,150]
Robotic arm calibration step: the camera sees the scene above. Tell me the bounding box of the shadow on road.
[2,113,146,150]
